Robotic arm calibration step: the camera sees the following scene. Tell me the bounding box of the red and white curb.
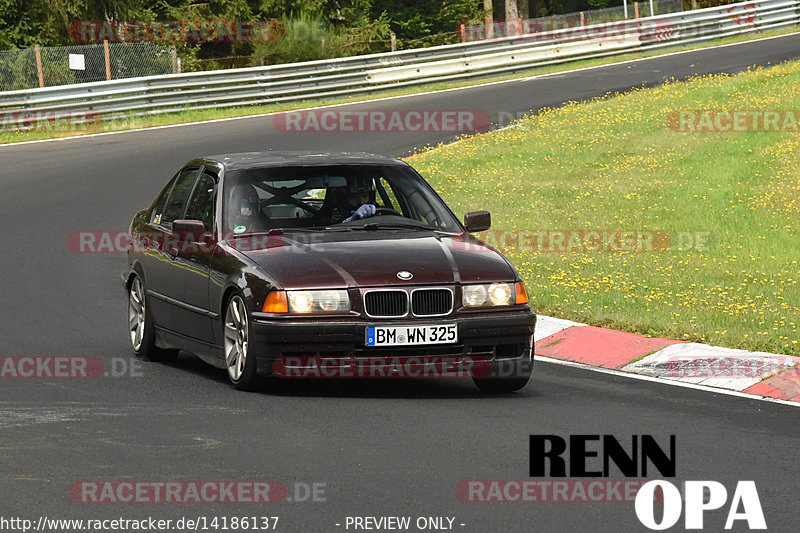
[533,315,800,404]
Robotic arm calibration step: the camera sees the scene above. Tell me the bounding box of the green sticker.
[234,225,247,234]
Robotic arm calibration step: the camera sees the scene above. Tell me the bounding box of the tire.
[472,356,532,393]
[223,293,260,391]
[128,275,178,362]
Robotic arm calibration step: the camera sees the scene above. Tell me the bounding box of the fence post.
[649,0,654,16]
[580,12,585,26]
[34,45,44,88]
[634,2,640,18]
[171,47,178,73]
[460,24,466,42]
[103,39,111,81]
[390,32,396,51]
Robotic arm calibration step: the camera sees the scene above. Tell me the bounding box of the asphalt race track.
[1,34,799,532]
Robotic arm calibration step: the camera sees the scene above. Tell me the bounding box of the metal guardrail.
[1,0,797,119]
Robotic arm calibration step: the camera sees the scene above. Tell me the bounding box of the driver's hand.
[344,204,376,222]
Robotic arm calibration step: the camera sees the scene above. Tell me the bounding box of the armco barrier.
[0,0,797,119]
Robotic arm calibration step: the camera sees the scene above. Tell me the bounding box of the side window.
[377,177,401,212]
[161,168,200,229]
[185,172,216,231]
[150,175,178,225]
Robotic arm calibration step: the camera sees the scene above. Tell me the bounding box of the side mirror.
[464,210,491,233]
[172,219,206,235]
[172,220,212,246]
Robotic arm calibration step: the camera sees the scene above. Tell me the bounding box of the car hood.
[231,230,516,289]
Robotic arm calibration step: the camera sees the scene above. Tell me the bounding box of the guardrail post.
[103,39,111,81]
[34,45,44,88]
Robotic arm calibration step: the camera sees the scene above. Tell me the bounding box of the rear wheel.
[128,275,178,362]
[472,357,532,393]
[224,294,259,391]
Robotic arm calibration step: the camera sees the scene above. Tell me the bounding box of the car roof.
[199,151,408,171]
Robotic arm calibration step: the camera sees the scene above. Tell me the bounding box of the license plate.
[365,324,458,346]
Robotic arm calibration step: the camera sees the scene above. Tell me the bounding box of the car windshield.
[222,164,461,234]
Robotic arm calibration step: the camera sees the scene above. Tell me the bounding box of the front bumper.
[250,310,536,378]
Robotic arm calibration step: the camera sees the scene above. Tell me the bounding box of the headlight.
[488,282,512,305]
[462,282,527,307]
[287,289,350,313]
[462,284,488,306]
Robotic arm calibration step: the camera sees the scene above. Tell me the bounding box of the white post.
[624,0,629,18]
[649,0,654,16]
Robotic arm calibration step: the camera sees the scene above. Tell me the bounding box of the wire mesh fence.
[0,42,178,91]
[0,0,685,89]
[462,0,685,40]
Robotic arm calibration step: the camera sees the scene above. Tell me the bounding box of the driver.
[333,178,376,223]
[227,183,265,233]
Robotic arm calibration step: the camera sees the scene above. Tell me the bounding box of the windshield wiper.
[357,221,433,231]
[231,227,328,237]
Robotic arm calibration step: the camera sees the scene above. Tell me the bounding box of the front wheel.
[224,294,260,391]
[472,357,532,393]
[128,275,178,362]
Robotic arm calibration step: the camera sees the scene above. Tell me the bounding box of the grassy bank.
[408,61,800,355]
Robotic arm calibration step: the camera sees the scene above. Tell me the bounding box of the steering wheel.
[373,207,402,217]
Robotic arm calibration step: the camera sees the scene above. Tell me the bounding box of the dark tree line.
[1,0,725,60]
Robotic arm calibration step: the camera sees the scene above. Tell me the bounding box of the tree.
[505,0,518,20]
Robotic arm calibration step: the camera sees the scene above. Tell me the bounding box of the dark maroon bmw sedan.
[125,152,535,392]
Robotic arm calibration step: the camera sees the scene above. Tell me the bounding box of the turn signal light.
[514,282,529,305]
[262,291,288,313]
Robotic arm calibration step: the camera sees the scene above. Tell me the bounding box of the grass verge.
[407,60,800,355]
[1,26,798,145]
